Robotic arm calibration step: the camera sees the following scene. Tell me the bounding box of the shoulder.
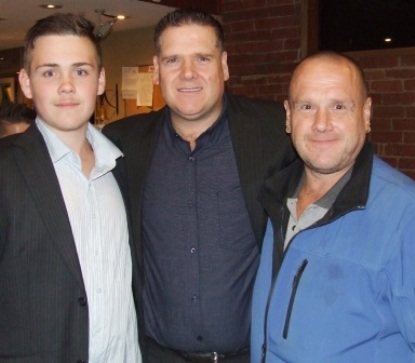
[0,132,27,161]
[227,93,285,118]
[102,107,166,141]
[371,156,415,196]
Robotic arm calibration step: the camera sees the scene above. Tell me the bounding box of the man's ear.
[363,97,372,133]
[284,99,292,134]
[222,51,229,82]
[18,68,33,99]
[152,55,160,85]
[97,67,106,96]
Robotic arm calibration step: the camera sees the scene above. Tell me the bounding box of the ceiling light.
[384,37,392,42]
[39,4,63,10]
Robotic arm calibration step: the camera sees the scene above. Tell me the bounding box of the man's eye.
[299,104,312,110]
[165,58,177,64]
[198,55,210,62]
[76,69,88,76]
[43,70,55,78]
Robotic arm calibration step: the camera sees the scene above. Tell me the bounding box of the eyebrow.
[35,62,95,70]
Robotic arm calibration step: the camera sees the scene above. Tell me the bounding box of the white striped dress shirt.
[37,119,141,363]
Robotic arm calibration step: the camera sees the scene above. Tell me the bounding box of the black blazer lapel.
[13,127,85,288]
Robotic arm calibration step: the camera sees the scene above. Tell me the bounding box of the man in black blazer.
[0,13,141,363]
[104,8,297,363]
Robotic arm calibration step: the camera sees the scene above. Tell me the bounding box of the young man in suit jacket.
[0,13,141,363]
[103,8,297,363]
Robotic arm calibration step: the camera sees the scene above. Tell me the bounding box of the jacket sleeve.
[387,202,415,354]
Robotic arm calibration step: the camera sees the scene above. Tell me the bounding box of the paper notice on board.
[136,72,154,106]
[121,67,138,99]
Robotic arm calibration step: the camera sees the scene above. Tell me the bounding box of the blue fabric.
[252,156,415,362]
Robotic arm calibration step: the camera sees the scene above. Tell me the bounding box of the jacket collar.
[259,141,374,223]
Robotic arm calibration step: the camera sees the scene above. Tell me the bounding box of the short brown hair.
[23,13,103,73]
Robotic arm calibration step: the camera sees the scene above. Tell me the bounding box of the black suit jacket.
[103,93,297,351]
[0,125,133,363]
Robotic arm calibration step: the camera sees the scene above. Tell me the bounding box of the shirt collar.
[166,95,229,149]
[36,117,123,177]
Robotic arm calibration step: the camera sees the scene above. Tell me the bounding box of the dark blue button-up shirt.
[142,101,259,352]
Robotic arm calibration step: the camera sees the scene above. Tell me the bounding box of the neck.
[172,117,217,152]
[296,167,351,218]
[53,124,95,177]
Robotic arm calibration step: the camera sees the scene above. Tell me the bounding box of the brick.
[401,55,415,66]
[370,131,403,144]
[381,92,415,106]
[284,38,301,51]
[385,144,415,157]
[386,68,415,79]
[404,132,415,143]
[372,106,404,119]
[369,93,382,105]
[406,107,415,118]
[393,119,415,131]
[222,0,263,12]
[404,79,415,91]
[398,158,415,170]
[227,20,256,33]
[226,29,272,43]
[370,80,403,93]
[357,56,400,69]
[364,69,385,80]
[371,119,392,132]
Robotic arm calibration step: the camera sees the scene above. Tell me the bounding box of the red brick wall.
[352,52,415,179]
[221,0,415,179]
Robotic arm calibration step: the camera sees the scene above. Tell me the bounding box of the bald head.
[288,52,368,102]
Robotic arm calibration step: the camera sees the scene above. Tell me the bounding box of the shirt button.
[187,200,193,208]
[191,295,197,302]
[77,360,86,363]
[78,297,87,306]
[188,156,195,162]
[197,336,203,342]
[190,247,196,254]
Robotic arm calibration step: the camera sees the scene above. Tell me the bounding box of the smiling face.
[19,35,105,138]
[284,56,371,177]
[152,24,229,128]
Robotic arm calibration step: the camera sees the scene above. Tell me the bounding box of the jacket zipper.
[282,259,308,339]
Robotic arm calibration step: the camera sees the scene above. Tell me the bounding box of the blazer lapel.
[13,127,85,288]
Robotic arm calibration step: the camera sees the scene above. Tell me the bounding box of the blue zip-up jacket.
[251,143,415,363]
